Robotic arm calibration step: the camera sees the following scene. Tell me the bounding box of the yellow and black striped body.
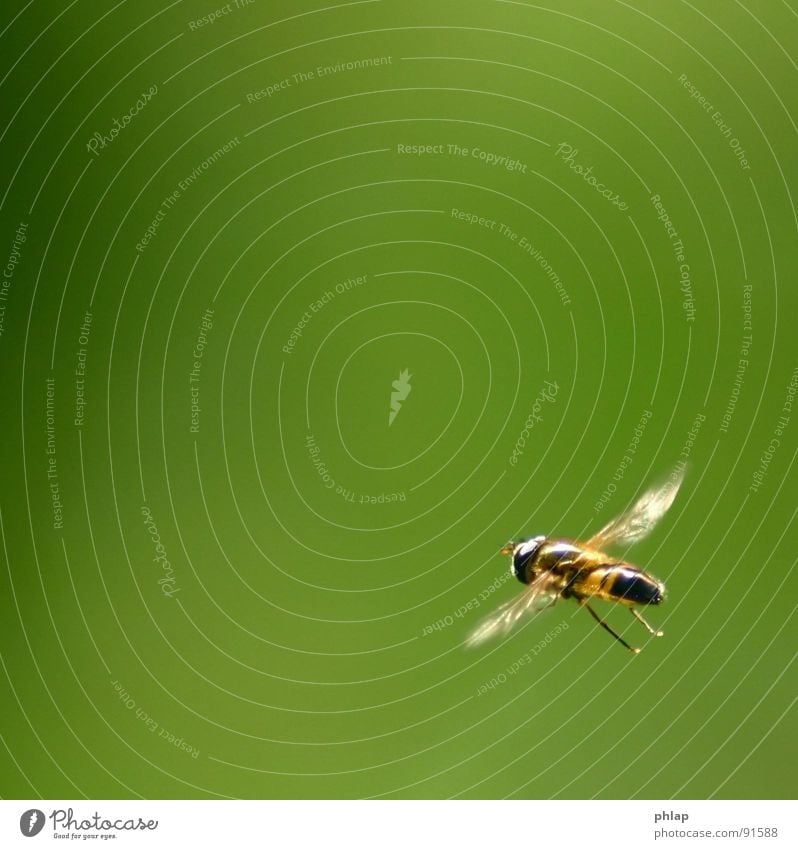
[512,537,665,607]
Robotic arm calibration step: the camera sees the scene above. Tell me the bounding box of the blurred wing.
[587,467,685,550]
[464,574,558,648]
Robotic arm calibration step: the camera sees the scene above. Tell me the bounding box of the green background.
[0,0,796,800]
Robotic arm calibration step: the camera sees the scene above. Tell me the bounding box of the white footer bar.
[1,800,794,848]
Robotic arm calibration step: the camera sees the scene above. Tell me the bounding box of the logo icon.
[19,809,45,837]
[388,368,412,426]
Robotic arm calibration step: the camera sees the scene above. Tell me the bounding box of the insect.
[466,470,685,653]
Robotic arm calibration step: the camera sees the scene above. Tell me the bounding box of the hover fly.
[466,471,685,653]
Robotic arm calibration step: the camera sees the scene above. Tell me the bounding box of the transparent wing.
[587,467,685,550]
[464,574,559,648]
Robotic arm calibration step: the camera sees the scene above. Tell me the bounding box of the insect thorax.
[512,537,582,583]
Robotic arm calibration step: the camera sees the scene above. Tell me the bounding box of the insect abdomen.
[575,566,663,606]
[606,567,663,605]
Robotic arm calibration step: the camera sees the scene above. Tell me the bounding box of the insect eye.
[512,549,537,583]
[511,536,547,583]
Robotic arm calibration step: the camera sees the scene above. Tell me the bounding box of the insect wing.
[465,574,558,647]
[587,468,685,550]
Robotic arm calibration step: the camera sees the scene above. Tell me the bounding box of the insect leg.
[580,600,640,654]
[630,607,664,637]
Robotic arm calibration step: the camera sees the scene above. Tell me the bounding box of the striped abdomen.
[572,565,664,606]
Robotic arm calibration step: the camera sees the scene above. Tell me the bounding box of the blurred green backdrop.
[0,0,796,800]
